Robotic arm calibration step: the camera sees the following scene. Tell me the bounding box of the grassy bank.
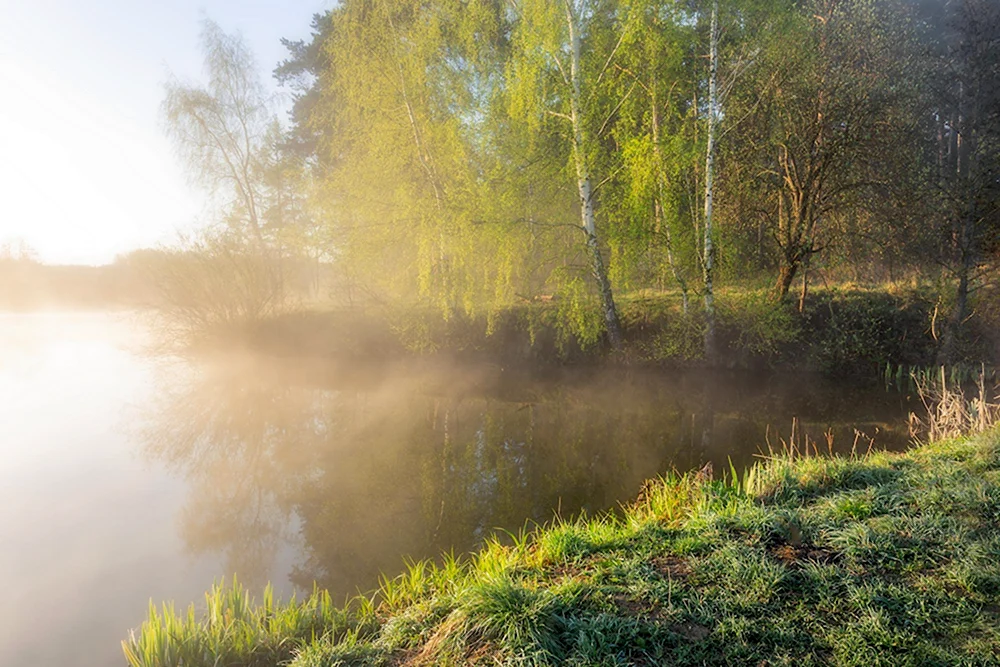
[228,285,986,377]
[125,429,1000,666]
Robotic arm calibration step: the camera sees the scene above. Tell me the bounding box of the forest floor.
[125,429,1000,666]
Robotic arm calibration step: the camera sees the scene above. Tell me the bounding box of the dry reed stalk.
[911,364,1000,442]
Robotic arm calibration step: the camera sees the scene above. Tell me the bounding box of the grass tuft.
[122,577,371,667]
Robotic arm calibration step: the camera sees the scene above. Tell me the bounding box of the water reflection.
[143,357,916,600]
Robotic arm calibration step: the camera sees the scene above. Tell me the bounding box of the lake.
[0,312,918,666]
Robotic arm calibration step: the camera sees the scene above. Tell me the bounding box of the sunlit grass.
[125,427,1000,666]
[121,578,374,667]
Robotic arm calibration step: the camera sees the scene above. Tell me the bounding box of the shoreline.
[124,429,1000,665]
[174,285,996,381]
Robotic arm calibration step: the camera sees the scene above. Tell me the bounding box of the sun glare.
[0,60,198,266]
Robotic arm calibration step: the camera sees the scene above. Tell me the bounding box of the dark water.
[0,314,917,666]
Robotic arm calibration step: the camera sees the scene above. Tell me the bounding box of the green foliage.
[803,289,935,375]
[718,289,800,356]
[288,634,385,667]
[459,575,573,664]
[149,0,1000,361]
[644,309,706,361]
[552,272,605,351]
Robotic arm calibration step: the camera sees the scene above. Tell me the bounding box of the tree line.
[161,0,1000,361]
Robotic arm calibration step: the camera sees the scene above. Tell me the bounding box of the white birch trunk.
[566,2,623,349]
[703,0,719,360]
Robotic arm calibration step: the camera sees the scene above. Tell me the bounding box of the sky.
[0,0,333,266]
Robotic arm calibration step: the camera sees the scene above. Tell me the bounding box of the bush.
[643,309,705,361]
[134,232,286,344]
[802,289,934,375]
[718,290,800,357]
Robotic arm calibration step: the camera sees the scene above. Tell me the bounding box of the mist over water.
[0,313,916,665]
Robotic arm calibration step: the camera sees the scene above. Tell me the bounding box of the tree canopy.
[162,0,1000,359]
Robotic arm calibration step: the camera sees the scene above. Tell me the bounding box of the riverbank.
[221,285,995,377]
[124,428,1000,666]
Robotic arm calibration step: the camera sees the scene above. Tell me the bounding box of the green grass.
[124,432,1000,666]
[121,580,377,667]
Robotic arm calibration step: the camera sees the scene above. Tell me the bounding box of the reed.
[883,361,998,393]
[910,364,1000,442]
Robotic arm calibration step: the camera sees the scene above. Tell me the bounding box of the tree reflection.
[142,359,914,600]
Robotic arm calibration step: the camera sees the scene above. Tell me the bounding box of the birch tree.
[508,0,628,348]
[698,0,786,352]
[702,0,719,357]
[606,0,700,312]
[313,0,515,313]
[610,0,773,359]
[163,20,278,246]
[160,20,290,326]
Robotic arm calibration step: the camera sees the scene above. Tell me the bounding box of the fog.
[0,312,920,665]
[1,0,997,663]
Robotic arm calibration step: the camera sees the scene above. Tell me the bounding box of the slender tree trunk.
[940,214,974,364]
[656,198,690,313]
[387,13,443,210]
[651,77,689,314]
[703,0,719,361]
[567,5,623,349]
[939,91,975,365]
[956,263,970,330]
[939,265,969,365]
[798,252,809,313]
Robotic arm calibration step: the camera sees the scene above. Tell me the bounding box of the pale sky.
[0,0,332,266]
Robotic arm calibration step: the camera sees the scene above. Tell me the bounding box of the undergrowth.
[241,285,954,374]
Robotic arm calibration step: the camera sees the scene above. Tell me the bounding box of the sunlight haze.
[0,0,330,265]
[1,1,999,664]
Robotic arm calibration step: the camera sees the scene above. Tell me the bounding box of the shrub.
[131,232,286,345]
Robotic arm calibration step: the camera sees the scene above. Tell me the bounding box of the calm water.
[0,313,918,665]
